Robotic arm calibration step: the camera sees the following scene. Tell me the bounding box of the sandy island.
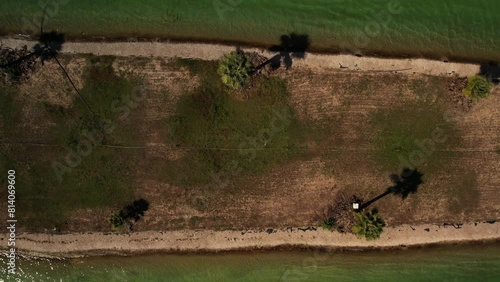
[1,222,499,258]
[0,37,498,258]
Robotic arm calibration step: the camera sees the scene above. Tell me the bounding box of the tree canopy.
[352,209,385,240]
[464,75,491,101]
[217,51,254,89]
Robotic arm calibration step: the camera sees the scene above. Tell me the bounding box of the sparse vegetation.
[1,53,497,233]
[0,85,18,135]
[109,199,150,231]
[109,212,125,231]
[217,51,254,89]
[45,55,144,147]
[166,59,301,186]
[463,75,491,101]
[322,217,337,230]
[321,193,360,233]
[371,77,459,171]
[0,46,37,82]
[352,209,385,240]
[1,56,145,230]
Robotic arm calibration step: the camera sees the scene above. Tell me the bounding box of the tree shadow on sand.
[118,199,150,231]
[256,33,310,71]
[480,63,500,84]
[360,168,424,210]
[0,6,93,114]
[121,199,150,222]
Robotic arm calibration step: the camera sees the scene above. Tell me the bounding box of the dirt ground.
[1,54,499,233]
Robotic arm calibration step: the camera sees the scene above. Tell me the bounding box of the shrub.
[322,217,337,230]
[464,75,491,101]
[217,51,254,89]
[109,212,125,231]
[109,199,150,231]
[352,209,385,240]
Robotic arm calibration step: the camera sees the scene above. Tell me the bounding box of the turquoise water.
[2,243,500,281]
[0,0,499,62]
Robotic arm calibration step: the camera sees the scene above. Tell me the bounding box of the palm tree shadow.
[361,168,424,210]
[1,6,93,114]
[480,63,500,84]
[35,31,65,63]
[256,33,310,70]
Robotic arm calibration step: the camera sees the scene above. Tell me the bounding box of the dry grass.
[1,55,499,233]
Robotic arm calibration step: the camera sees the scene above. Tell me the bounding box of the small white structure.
[352,203,360,210]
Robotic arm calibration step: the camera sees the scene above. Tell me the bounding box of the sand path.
[1,222,498,257]
[1,38,482,77]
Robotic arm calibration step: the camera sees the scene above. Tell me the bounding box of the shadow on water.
[361,168,424,210]
[256,33,310,70]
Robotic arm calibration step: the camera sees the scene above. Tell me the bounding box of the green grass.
[4,147,138,230]
[164,59,301,186]
[0,84,19,138]
[447,170,480,214]
[1,56,145,230]
[44,55,143,147]
[370,77,460,172]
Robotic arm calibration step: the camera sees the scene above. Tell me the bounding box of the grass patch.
[168,58,219,80]
[189,216,204,227]
[0,84,20,138]
[5,147,137,230]
[44,55,144,147]
[370,76,459,171]
[4,55,146,230]
[164,59,301,186]
[447,171,479,214]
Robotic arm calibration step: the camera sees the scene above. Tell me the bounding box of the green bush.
[464,75,491,101]
[217,51,254,89]
[109,212,125,231]
[322,217,337,230]
[352,209,385,240]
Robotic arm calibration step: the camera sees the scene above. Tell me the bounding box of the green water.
[0,0,499,62]
[2,244,500,281]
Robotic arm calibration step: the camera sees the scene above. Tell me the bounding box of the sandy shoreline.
[1,222,498,258]
[0,38,484,77]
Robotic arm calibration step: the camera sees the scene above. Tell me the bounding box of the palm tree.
[352,209,385,240]
[217,50,254,89]
[360,168,423,210]
[464,75,491,101]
